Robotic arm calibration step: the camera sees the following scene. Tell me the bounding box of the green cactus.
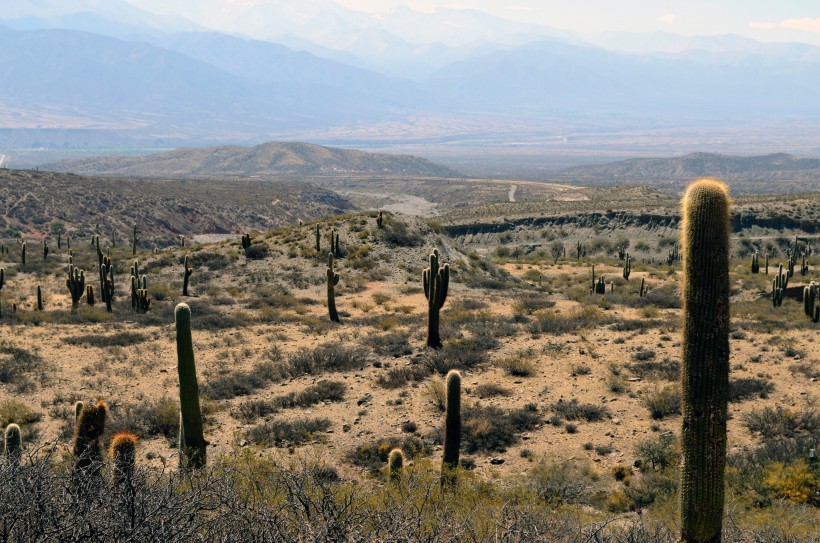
[640,277,646,297]
[804,282,817,318]
[66,264,86,308]
[109,431,138,487]
[327,253,340,323]
[101,258,114,313]
[131,225,139,256]
[57,232,61,250]
[175,303,207,470]
[377,211,384,229]
[765,253,769,274]
[73,400,107,477]
[751,252,759,274]
[388,447,404,482]
[86,285,95,306]
[315,224,321,253]
[623,254,631,280]
[4,423,21,464]
[679,179,731,543]
[182,255,193,296]
[42,239,48,260]
[134,276,151,313]
[617,246,626,261]
[21,241,25,267]
[591,265,596,293]
[595,275,606,294]
[241,233,251,253]
[814,304,820,324]
[441,370,461,486]
[36,285,43,311]
[74,401,84,422]
[423,249,449,349]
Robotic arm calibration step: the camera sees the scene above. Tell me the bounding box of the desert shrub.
[789,362,820,380]
[401,422,417,433]
[570,363,591,377]
[233,399,278,424]
[496,348,536,377]
[287,342,369,376]
[245,417,331,447]
[513,294,555,315]
[473,383,511,398]
[273,380,346,409]
[0,343,44,389]
[626,358,680,381]
[380,221,423,247]
[423,337,495,374]
[0,399,41,427]
[634,433,679,470]
[743,407,820,441]
[62,331,148,348]
[462,404,542,453]
[529,305,610,335]
[201,362,283,400]
[632,348,656,362]
[346,436,429,472]
[366,330,412,357]
[424,378,446,411]
[642,386,681,420]
[528,459,599,505]
[729,377,774,402]
[762,460,820,505]
[110,397,178,439]
[375,364,428,389]
[188,251,231,270]
[549,399,611,422]
[244,243,269,260]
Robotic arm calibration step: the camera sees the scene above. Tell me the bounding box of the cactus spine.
[182,255,193,296]
[175,303,207,470]
[679,179,730,543]
[441,370,461,486]
[110,431,138,487]
[73,400,107,476]
[66,264,85,308]
[423,249,449,349]
[388,448,404,482]
[327,253,340,323]
[4,423,21,463]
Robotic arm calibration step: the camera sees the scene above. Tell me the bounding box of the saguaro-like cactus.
[423,249,449,349]
[640,277,647,297]
[182,255,193,296]
[315,224,321,253]
[751,252,759,274]
[377,211,384,229]
[36,285,43,311]
[441,370,461,485]
[623,254,631,280]
[4,423,21,463]
[21,241,26,267]
[86,285,95,306]
[388,448,404,482]
[679,179,731,543]
[327,253,340,323]
[175,303,207,470]
[131,225,139,256]
[42,240,48,260]
[73,400,107,476]
[110,431,138,487]
[66,264,86,308]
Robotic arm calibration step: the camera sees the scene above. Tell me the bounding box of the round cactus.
[388,447,404,482]
[110,431,138,486]
[4,424,22,464]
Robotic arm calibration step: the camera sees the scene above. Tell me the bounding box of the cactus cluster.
[679,179,730,543]
[591,265,606,294]
[667,243,680,265]
[176,303,207,470]
[330,230,341,257]
[617,246,627,260]
[327,253,340,323]
[772,264,788,307]
[423,249,449,349]
[576,240,587,258]
[66,264,86,308]
[751,252,760,274]
[130,261,150,312]
[241,233,251,254]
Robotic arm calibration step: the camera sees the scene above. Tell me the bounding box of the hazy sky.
[336,0,819,41]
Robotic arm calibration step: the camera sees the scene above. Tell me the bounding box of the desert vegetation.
[0,174,817,542]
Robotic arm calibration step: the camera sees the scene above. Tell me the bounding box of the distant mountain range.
[556,153,820,193]
[44,141,461,178]
[2,0,820,155]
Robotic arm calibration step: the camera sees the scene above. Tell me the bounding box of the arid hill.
[44,141,461,179]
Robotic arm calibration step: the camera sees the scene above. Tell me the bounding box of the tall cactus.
[679,179,730,543]
[315,224,321,253]
[640,277,647,297]
[86,285,95,306]
[131,225,139,256]
[327,253,340,323]
[376,211,384,229]
[751,252,759,274]
[441,369,461,486]
[36,285,43,311]
[0,268,4,319]
[73,400,107,477]
[175,303,207,470]
[623,254,631,280]
[182,255,193,296]
[66,264,86,308]
[4,423,21,464]
[423,249,449,349]
[102,260,114,313]
[21,241,25,267]
[42,239,48,260]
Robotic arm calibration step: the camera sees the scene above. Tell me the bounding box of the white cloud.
[750,17,820,33]
[658,13,676,24]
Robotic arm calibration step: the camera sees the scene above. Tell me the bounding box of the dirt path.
[508,184,517,202]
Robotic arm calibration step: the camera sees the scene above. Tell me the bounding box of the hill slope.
[556,152,820,193]
[45,141,461,178]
